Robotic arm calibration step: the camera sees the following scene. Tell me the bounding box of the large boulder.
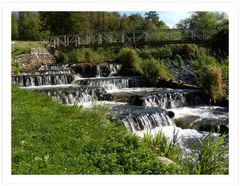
[12,48,55,74]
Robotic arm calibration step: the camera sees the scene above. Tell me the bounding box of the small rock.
[158,156,176,165]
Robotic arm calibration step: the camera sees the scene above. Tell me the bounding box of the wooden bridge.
[48,29,215,48]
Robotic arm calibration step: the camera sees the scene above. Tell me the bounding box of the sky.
[120,11,192,28]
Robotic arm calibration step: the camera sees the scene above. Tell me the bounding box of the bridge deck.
[48,29,215,48]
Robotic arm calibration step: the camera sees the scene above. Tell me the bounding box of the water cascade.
[72,76,146,91]
[12,63,229,153]
[22,85,110,105]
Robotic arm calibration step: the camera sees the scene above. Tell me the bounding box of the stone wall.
[12,48,55,73]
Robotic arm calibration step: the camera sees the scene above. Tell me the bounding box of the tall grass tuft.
[116,48,141,75]
[142,130,182,163]
[181,133,229,174]
[139,58,174,85]
[193,55,227,104]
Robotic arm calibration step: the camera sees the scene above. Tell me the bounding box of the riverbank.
[12,86,180,174]
[12,86,228,174]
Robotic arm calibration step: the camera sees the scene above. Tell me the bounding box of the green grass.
[12,86,179,174]
[12,41,47,59]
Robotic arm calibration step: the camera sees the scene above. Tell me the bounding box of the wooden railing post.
[67,36,69,46]
[145,31,148,41]
[109,34,112,43]
[64,36,67,46]
[87,35,90,44]
[98,34,102,45]
[53,38,56,47]
[121,32,125,43]
[191,30,195,40]
[77,36,80,46]
[57,38,60,47]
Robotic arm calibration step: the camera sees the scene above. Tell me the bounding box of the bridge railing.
[48,29,215,48]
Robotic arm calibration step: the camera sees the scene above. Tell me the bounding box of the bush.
[117,48,141,75]
[193,55,227,103]
[56,51,69,63]
[139,59,174,85]
[171,44,208,60]
[136,47,172,60]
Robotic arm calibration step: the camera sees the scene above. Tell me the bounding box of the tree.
[145,11,159,26]
[176,11,229,58]
[144,11,167,29]
[11,14,18,40]
[18,12,42,40]
[177,11,228,31]
[40,12,74,35]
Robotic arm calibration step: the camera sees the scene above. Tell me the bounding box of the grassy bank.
[12,41,46,58]
[12,86,179,174]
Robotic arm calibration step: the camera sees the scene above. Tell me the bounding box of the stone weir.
[12,63,124,87]
[12,74,75,87]
[21,69,73,75]
[72,76,147,91]
[38,63,122,77]
[22,85,112,105]
[72,63,122,77]
[111,105,174,133]
[110,88,204,109]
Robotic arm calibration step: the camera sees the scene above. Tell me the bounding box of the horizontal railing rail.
[48,29,216,48]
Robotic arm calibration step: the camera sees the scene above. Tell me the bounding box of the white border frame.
[1,1,239,185]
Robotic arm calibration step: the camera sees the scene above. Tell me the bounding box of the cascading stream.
[12,63,229,154]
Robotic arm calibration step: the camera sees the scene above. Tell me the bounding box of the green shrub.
[156,47,172,59]
[56,51,69,63]
[171,44,208,60]
[193,55,227,103]
[139,59,174,85]
[117,48,141,75]
[136,47,172,60]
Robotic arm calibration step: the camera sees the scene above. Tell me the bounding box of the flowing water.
[12,63,229,154]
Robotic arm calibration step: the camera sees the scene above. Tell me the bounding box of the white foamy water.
[107,87,159,93]
[169,106,228,120]
[21,84,78,90]
[74,101,127,109]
